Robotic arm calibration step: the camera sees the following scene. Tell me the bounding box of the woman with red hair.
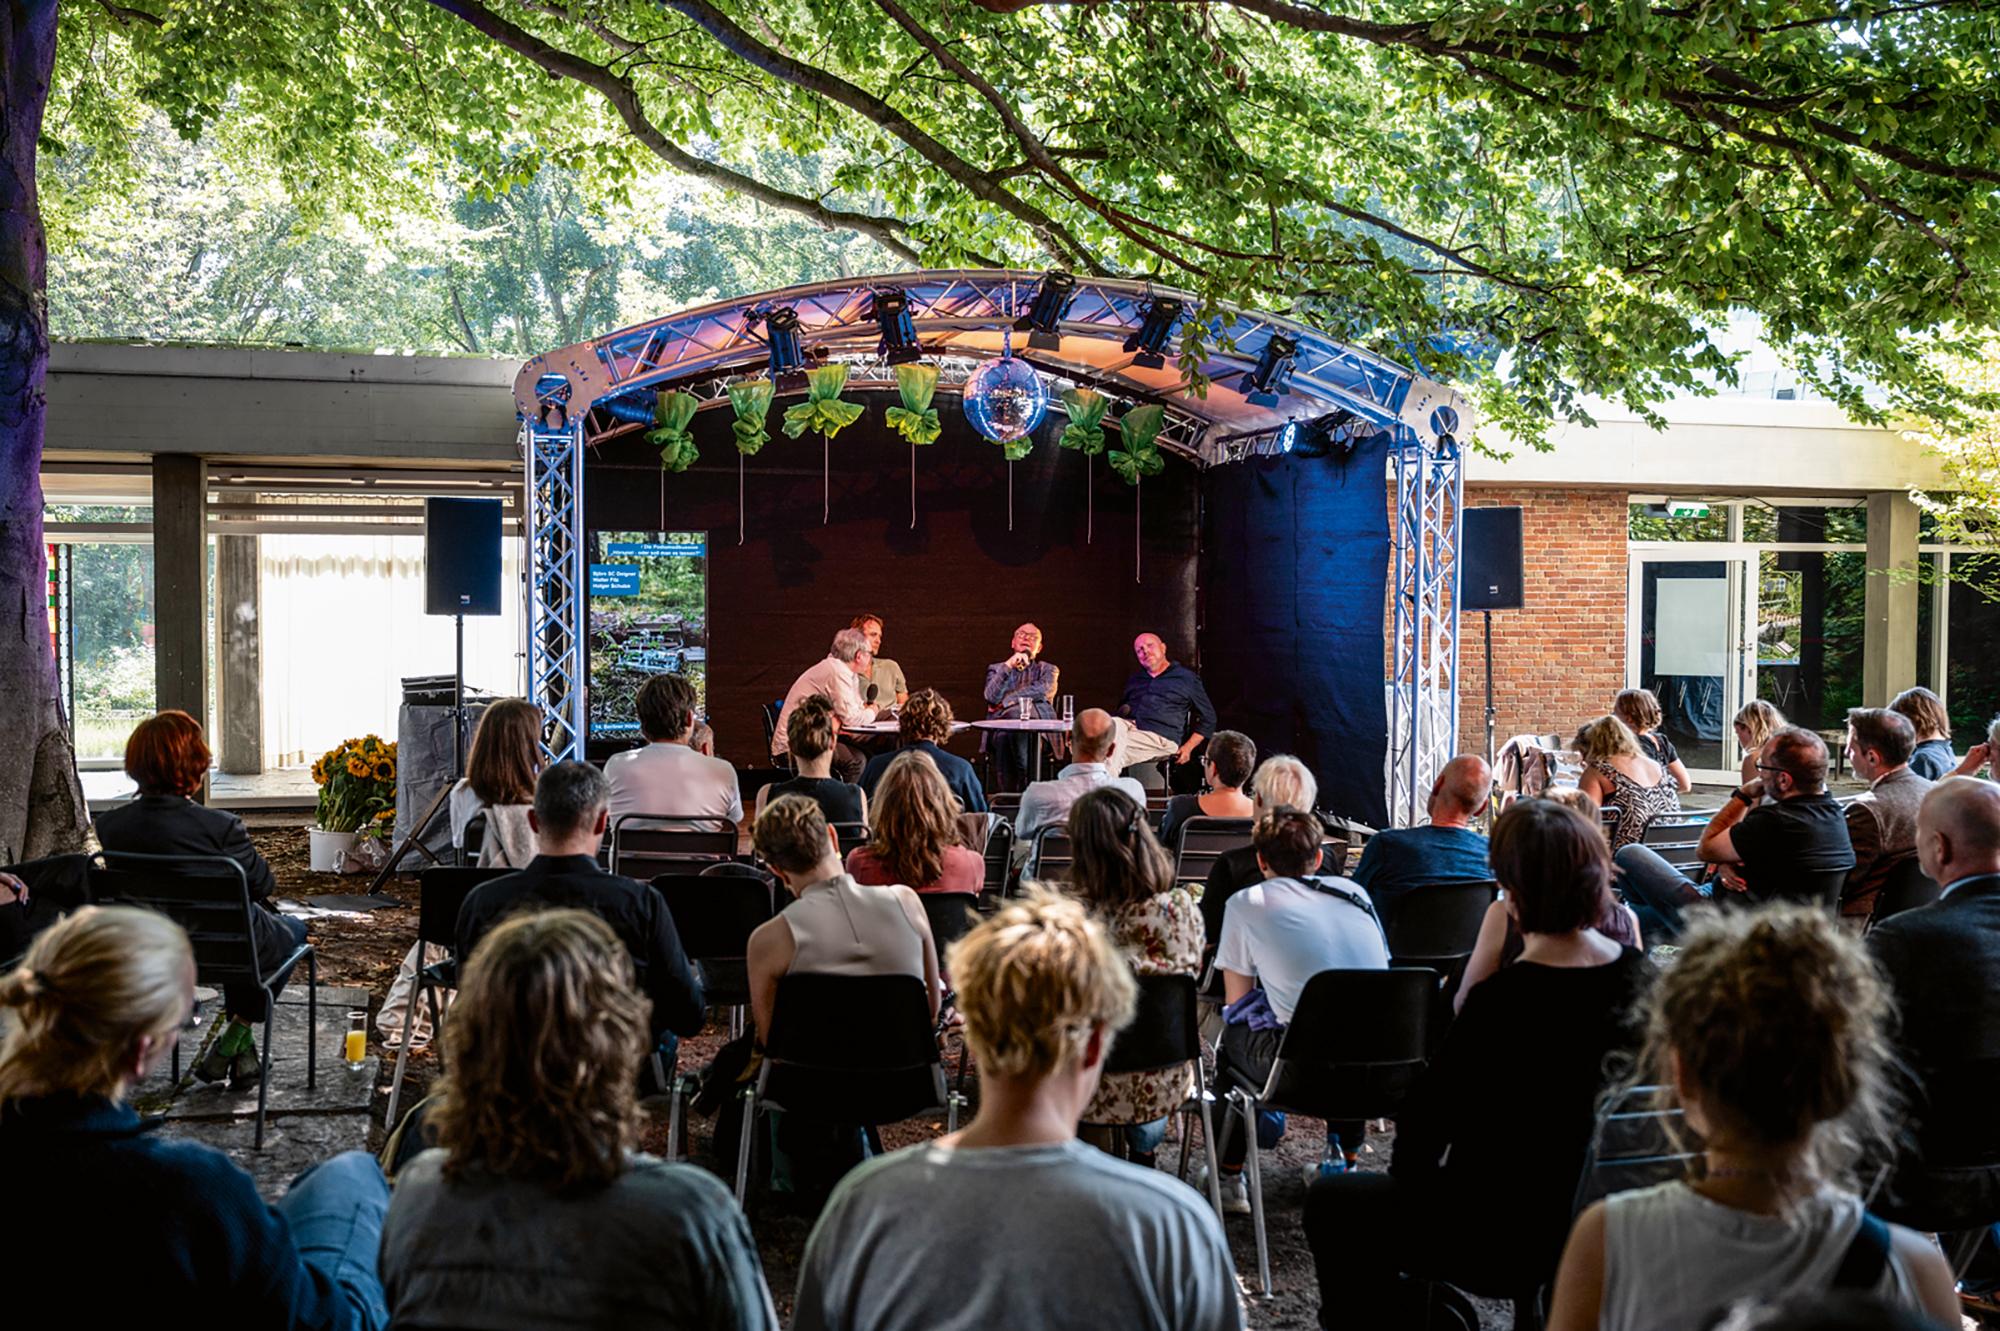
[93,710,307,1091]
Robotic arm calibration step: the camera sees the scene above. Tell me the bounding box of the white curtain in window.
[260,534,525,769]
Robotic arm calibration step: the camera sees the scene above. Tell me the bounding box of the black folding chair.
[385,865,509,1128]
[1173,817,1256,888]
[1745,864,1851,914]
[609,813,737,878]
[1866,856,1943,929]
[1097,973,1226,1220]
[919,892,980,957]
[734,972,959,1205]
[89,851,317,1150]
[1383,881,1498,1023]
[979,817,1015,908]
[1571,1083,1699,1215]
[1221,966,1439,1293]
[655,871,777,1043]
[1026,824,1075,885]
[829,822,870,858]
[989,792,1023,821]
[763,700,791,772]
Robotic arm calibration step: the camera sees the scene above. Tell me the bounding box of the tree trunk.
[0,1,88,863]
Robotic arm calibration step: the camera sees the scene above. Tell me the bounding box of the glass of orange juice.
[345,1011,368,1070]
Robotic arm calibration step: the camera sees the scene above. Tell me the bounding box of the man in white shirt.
[773,628,878,782]
[1209,809,1389,1211]
[604,674,743,825]
[1013,708,1147,854]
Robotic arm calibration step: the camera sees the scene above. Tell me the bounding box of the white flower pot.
[308,827,358,873]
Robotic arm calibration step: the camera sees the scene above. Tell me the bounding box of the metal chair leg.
[305,950,317,1090]
[947,1091,964,1134]
[666,1080,685,1163]
[254,1004,275,1150]
[1237,1089,1271,1295]
[1197,1090,1224,1223]
[733,1088,757,1205]
[424,980,446,1062]
[385,958,424,1128]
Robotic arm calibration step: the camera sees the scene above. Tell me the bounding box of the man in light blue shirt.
[1013,709,1147,854]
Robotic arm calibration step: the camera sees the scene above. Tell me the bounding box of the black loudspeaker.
[1462,506,1524,612]
[425,497,503,616]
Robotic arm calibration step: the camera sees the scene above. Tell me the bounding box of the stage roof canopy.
[514,269,1466,465]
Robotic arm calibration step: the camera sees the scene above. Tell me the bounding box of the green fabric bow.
[1109,404,1167,484]
[782,363,865,441]
[648,389,700,473]
[885,363,941,447]
[1058,387,1109,455]
[727,378,774,456]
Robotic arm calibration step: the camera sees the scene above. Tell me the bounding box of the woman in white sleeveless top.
[1547,906,1956,1331]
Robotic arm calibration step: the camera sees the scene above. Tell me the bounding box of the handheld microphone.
[866,684,879,703]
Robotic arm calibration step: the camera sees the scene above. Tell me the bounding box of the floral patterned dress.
[1082,887,1206,1126]
[1591,758,1682,849]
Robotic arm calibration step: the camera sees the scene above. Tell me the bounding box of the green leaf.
[782,362,866,440]
[727,378,774,457]
[1058,387,1109,455]
[646,389,700,473]
[1108,447,1165,485]
[885,362,942,445]
[1115,403,1167,453]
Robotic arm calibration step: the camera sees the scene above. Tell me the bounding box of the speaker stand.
[367,611,472,894]
[1483,610,1498,827]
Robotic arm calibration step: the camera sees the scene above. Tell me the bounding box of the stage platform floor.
[83,765,319,813]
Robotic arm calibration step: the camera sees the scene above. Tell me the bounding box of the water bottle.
[1315,1135,1347,1181]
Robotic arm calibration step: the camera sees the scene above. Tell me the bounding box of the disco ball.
[962,354,1049,443]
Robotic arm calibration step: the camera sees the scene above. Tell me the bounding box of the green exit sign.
[1666,501,1710,519]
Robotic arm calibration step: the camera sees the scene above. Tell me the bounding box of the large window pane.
[1947,555,2000,748]
[1639,559,1731,771]
[1757,549,1864,734]
[67,538,157,761]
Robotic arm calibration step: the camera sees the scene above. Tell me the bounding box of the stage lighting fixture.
[598,395,654,427]
[1290,409,1365,460]
[1243,334,1298,407]
[1122,296,1184,370]
[868,287,922,365]
[1014,270,1077,350]
[758,305,807,387]
[1278,420,1299,453]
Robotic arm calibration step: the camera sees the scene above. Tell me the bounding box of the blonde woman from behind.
[1547,906,1958,1331]
[0,906,391,1326]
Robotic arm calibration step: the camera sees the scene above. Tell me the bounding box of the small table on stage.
[971,717,1071,782]
[843,720,974,737]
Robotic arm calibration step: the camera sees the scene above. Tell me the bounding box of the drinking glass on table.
[1061,694,1075,723]
[1018,697,1032,722]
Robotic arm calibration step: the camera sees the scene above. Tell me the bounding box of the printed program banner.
[587,531,708,738]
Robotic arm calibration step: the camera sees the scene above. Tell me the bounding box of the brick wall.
[1455,487,1629,754]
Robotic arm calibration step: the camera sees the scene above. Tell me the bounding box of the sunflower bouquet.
[311,735,398,835]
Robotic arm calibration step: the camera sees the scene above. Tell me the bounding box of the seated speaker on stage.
[852,613,908,712]
[605,675,742,826]
[773,629,879,784]
[1110,633,1216,792]
[983,622,1059,793]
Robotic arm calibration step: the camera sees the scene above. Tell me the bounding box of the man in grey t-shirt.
[791,893,1243,1331]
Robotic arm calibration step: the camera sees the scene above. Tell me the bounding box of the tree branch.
[422,0,923,263]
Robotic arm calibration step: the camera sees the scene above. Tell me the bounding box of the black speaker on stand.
[1462,506,1525,792]
[371,498,505,891]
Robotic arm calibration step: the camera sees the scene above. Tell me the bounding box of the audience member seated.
[1199,754,1319,949]
[1547,906,1957,1330]
[1704,1291,1950,1331]
[456,761,704,1054]
[1868,778,2000,1296]
[1614,688,1692,793]
[383,909,777,1330]
[743,795,939,1195]
[447,698,541,870]
[0,906,391,1327]
[1351,754,1494,923]
[1890,686,1957,782]
[789,891,1243,1331]
[605,674,743,826]
[94,709,306,1090]
[772,629,878,783]
[690,719,716,757]
[1013,707,1147,850]
[857,688,987,814]
[1614,727,1855,943]
[756,696,867,825]
[1306,800,1650,1322]
[1575,716,1680,850]
[1950,713,2000,780]
[1067,788,1205,1168]
[846,751,983,896]
[1734,699,1788,789]
[1206,809,1389,1212]
[1457,796,1643,1012]
[1158,728,1257,847]
[1838,708,1932,924]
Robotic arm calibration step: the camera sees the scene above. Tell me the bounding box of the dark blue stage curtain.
[582,394,1199,767]
[1200,434,1391,829]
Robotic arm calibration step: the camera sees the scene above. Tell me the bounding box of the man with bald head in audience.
[1350,755,1493,927]
[1014,708,1147,853]
[1868,777,2000,1285]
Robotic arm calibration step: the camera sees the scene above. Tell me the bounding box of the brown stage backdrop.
[584,392,1200,769]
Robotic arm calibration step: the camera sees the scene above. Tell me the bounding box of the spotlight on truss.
[1122,296,1184,370]
[1014,270,1077,350]
[1278,420,1299,453]
[758,305,807,388]
[1243,334,1298,407]
[868,287,922,365]
[1291,409,1367,460]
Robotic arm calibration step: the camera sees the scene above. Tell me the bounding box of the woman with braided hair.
[1548,905,1957,1330]
[0,905,390,1327]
